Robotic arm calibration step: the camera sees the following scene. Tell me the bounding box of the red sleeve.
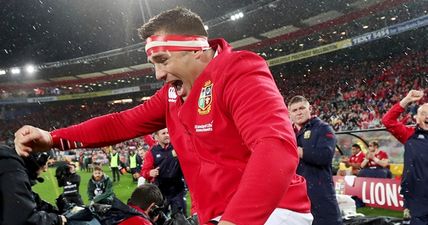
[141,150,155,181]
[143,135,157,148]
[50,88,168,150]
[357,152,366,163]
[381,103,415,144]
[378,151,388,160]
[220,52,298,224]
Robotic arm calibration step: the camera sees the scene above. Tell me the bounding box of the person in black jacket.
[141,128,186,216]
[0,144,67,225]
[288,96,342,225]
[55,162,84,212]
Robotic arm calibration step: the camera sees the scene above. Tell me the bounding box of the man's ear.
[146,202,156,213]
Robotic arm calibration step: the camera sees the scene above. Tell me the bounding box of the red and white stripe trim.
[145,35,210,56]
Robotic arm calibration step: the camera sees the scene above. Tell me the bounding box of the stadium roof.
[0,0,423,85]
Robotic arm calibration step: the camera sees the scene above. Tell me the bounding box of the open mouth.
[171,80,184,96]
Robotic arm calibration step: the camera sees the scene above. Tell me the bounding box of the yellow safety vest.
[130,154,137,169]
[110,153,119,167]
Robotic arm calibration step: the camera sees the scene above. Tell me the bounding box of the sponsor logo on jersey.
[168,86,177,102]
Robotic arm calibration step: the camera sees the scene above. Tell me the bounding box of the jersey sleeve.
[51,87,168,150]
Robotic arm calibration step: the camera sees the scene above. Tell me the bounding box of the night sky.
[0,0,258,68]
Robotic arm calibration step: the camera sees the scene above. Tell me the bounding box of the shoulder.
[213,50,270,81]
[379,150,388,156]
[313,118,334,132]
[0,146,25,174]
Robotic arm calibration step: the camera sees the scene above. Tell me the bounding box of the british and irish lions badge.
[198,80,213,115]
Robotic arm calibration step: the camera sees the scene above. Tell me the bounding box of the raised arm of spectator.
[143,135,157,148]
[382,90,423,143]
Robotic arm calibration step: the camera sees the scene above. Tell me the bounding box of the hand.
[366,152,374,159]
[297,147,303,158]
[60,215,67,225]
[400,90,424,107]
[149,167,160,177]
[133,173,140,179]
[14,125,53,157]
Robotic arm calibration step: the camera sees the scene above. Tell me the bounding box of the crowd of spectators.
[276,48,428,131]
[1,47,427,144]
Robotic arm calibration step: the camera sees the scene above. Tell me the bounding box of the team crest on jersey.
[304,130,311,139]
[198,80,213,115]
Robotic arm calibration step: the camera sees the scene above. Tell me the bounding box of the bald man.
[382,90,428,225]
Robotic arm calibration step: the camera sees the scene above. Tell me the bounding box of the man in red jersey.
[359,141,391,178]
[345,144,365,176]
[14,8,311,225]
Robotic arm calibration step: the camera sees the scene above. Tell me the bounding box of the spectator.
[359,141,391,178]
[88,166,115,204]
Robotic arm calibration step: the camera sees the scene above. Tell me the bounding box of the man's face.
[416,104,428,130]
[368,143,377,152]
[148,50,197,100]
[138,149,147,158]
[351,146,360,155]
[93,170,103,181]
[155,128,170,146]
[289,101,311,126]
[147,32,202,100]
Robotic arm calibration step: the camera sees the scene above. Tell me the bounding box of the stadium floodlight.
[391,17,397,21]
[204,25,209,30]
[362,25,369,29]
[0,69,6,75]
[11,67,20,75]
[380,16,386,20]
[230,12,244,21]
[25,64,36,73]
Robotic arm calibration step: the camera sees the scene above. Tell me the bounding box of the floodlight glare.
[25,65,36,73]
[11,67,21,74]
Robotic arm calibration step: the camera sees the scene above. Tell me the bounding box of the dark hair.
[128,184,164,210]
[94,165,103,172]
[288,95,309,107]
[138,7,207,40]
[352,144,361,150]
[24,152,49,183]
